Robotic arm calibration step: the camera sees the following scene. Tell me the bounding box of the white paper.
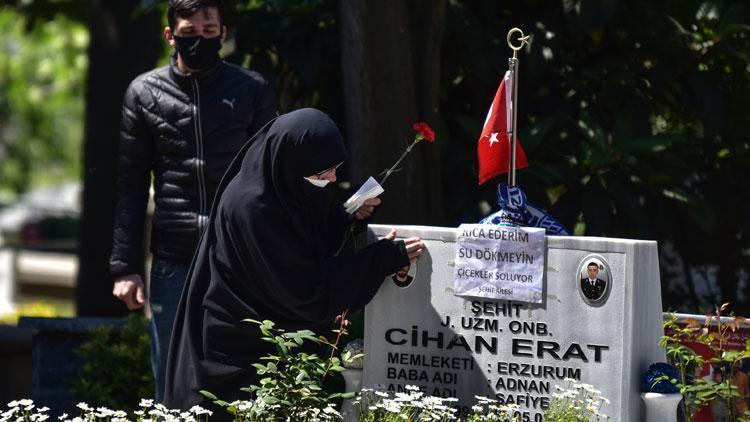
[453,223,545,303]
[343,177,384,214]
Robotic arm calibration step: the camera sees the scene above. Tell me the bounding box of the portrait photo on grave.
[392,262,416,288]
[577,255,611,306]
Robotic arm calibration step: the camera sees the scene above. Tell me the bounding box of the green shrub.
[202,313,359,421]
[72,313,154,412]
[661,304,750,421]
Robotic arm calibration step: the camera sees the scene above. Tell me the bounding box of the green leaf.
[262,396,279,404]
[264,381,278,389]
[199,390,218,400]
[295,369,309,383]
[303,335,321,344]
[262,320,275,328]
[252,363,267,374]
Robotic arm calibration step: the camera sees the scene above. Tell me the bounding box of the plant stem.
[379,140,417,185]
[323,309,349,379]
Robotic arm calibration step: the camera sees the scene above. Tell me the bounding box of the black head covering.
[239,108,346,257]
[164,108,407,415]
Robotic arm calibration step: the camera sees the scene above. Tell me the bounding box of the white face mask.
[304,177,331,188]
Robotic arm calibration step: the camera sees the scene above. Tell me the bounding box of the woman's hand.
[353,197,381,220]
[383,229,426,261]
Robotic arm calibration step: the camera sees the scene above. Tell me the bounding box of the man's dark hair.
[587,262,598,269]
[167,0,224,29]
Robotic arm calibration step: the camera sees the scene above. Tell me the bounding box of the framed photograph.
[577,255,611,306]
[391,262,417,288]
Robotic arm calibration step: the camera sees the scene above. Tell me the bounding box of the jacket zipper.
[191,79,207,232]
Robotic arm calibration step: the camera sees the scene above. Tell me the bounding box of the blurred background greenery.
[0,8,86,196]
[0,0,747,315]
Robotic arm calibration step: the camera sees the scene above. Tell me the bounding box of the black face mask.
[173,34,221,71]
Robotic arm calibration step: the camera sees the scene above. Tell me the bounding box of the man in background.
[109,0,276,401]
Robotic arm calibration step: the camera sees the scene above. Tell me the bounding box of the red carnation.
[413,122,436,143]
[378,121,436,185]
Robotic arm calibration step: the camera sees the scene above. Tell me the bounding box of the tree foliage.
[219,0,750,311]
[0,7,87,195]
[496,0,750,311]
[3,0,748,312]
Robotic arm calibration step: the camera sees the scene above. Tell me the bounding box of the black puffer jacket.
[109,57,277,279]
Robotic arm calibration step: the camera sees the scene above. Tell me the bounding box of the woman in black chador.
[163,108,424,411]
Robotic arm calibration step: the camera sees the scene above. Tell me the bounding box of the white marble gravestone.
[363,225,665,421]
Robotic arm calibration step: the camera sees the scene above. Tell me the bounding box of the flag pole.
[506,28,529,187]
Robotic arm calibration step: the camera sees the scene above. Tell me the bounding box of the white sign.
[453,224,545,302]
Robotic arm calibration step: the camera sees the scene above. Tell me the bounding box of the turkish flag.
[477,71,529,185]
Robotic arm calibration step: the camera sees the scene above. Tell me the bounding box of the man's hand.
[353,197,381,220]
[112,274,146,310]
[383,229,426,261]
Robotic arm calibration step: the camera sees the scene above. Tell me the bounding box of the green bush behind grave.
[72,313,153,412]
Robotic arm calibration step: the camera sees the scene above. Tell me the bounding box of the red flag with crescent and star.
[477,71,529,185]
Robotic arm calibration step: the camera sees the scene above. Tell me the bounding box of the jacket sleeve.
[109,81,153,280]
[248,80,277,139]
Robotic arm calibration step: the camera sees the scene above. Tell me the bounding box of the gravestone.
[18,317,124,413]
[363,225,665,421]
[0,323,33,404]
